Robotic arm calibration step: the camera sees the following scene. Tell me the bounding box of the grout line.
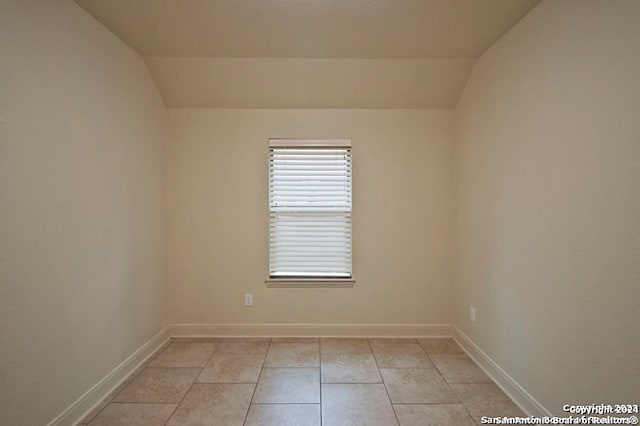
[368,339,400,426]
[241,338,271,426]
[369,338,418,344]
[162,338,221,426]
[194,382,263,384]
[260,366,320,369]
[320,381,382,384]
[392,402,464,405]
[416,342,448,384]
[250,402,321,405]
[144,366,209,370]
[465,395,482,426]
[391,344,478,424]
[420,345,477,424]
[108,401,180,405]
[366,366,434,369]
[319,338,323,426]
[164,375,200,411]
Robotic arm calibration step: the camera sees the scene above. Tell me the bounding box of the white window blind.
[269,139,352,279]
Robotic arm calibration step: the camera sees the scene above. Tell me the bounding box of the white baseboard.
[48,326,171,426]
[170,323,452,338]
[452,326,551,417]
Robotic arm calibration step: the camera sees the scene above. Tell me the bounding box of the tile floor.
[79,337,524,425]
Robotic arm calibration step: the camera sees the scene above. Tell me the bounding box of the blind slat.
[269,144,352,278]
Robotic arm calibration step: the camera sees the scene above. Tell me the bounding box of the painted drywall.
[453,0,640,414]
[75,0,539,58]
[0,1,167,424]
[145,57,475,108]
[167,109,453,326]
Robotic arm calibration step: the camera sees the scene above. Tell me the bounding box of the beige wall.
[453,0,640,414]
[167,109,453,325]
[0,1,167,424]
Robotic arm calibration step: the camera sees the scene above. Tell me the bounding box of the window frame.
[266,139,355,287]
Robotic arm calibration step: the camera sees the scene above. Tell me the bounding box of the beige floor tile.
[381,368,458,403]
[452,383,524,424]
[81,336,527,426]
[371,342,434,368]
[149,341,218,367]
[369,338,417,344]
[264,342,319,367]
[197,352,264,383]
[320,338,372,354]
[166,383,254,426]
[245,404,321,426]
[321,353,382,383]
[417,338,464,354]
[216,338,270,354]
[271,337,319,343]
[113,368,200,403]
[322,384,398,426]
[253,368,320,403]
[429,354,491,383]
[88,403,177,426]
[393,404,475,426]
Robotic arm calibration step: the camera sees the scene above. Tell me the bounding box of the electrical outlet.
[470,306,476,322]
[244,293,253,306]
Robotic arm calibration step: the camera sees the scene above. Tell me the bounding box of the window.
[269,139,352,280]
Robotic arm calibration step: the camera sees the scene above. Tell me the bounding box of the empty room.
[1,0,639,425]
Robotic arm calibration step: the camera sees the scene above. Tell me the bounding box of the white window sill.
[265,278,355,288]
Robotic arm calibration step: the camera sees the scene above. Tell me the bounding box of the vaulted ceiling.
[75,0,540,108]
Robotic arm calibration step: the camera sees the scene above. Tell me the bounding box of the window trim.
[269,139,352,148]
[265,278,355,288]
[267,138,354,286]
